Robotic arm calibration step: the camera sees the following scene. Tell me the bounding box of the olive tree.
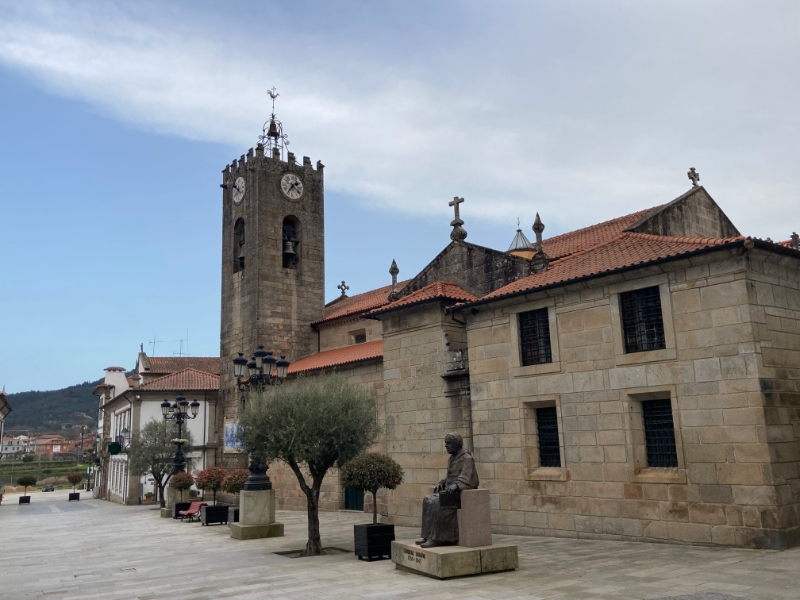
[128,418,194,508]
[239,374,380,556]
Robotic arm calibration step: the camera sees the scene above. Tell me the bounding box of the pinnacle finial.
[388,259,400,301]
[337,280,349,298]
[688,167,700,187]
[791,232,799,250]
[389,259,399,277]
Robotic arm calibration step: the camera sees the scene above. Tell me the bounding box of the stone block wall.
[379,301,471,527]
[459,248,798,548]
[318,317,384,352]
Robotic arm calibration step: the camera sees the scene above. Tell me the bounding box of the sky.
[0,0,798,393]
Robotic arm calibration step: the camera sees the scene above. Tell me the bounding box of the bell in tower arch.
[282,217,299,269]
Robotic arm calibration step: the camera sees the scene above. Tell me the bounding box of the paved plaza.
[1,489,799,600]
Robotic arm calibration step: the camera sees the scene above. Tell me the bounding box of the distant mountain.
[3,379,102,434]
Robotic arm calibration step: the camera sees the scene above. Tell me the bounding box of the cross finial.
[448,196,467,241]
[337,280,349,297]
[687,167,700,187]
[791,232,799,250]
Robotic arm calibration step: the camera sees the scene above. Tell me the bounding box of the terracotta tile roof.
[145,357,220,375]
[472,232,744,304]
[313,280,411,326]
[288,340,383,374]
[140,368,220,391]
[540,207,658,260]
[369,281,478,317]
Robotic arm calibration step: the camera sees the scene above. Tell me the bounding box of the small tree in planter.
[341,453,403,561]
[222,469,249,497]
[170,472,195,502]
[195,466,226,505]
[17,475,37,504]
[67,473,84,492]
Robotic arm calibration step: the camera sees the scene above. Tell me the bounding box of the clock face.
[280,173,304,200]
[232,177,246,204]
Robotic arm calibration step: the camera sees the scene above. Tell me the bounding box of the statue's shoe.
[419,540,440,548]
[415,538,427,545]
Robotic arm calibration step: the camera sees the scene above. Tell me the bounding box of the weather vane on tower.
[259,87,290,159]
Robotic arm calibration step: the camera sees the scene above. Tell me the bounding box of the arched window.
[282,215,301,269]
[233,218,245,273]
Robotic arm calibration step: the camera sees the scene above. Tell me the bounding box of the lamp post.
[232,346,290,490]
[161,393,200,475]
[80,425,86,464]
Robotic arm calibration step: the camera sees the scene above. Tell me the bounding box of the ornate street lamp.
[232,346,290,491]
[161,393,200,475]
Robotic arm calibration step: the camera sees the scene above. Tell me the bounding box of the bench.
[177,501,207,522]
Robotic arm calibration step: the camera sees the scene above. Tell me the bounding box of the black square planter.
[19,496,31,505]
[68,492,80,502]
[173,502,191,519]
[201,504,229,526]
[354,523,395,561]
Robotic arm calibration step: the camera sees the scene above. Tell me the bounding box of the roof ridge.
[624,231,744,245]
[141,367,219,389]
[543,206,660,246]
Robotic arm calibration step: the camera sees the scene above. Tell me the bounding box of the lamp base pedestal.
[230,489,283,540]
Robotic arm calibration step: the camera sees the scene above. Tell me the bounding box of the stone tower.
[219,141,325,459]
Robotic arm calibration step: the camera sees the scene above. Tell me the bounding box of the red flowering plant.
[222,469,250,497]
[194,466,227,505]
[170,471,195,502]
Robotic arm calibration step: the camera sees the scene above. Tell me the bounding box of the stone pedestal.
[160,487,183,518]
[457,489,492,547]
[391,540,518,579]
[229,489,284,540]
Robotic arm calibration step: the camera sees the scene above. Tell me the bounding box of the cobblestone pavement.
[2,489,799,600]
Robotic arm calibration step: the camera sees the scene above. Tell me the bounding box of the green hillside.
[3,379,102,435]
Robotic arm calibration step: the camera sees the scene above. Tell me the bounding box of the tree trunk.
[371,488,378,524]
[301,481,324,556]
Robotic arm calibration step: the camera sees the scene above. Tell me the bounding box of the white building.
[94,354,219,504]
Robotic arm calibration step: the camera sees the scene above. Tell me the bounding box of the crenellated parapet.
[221,143,323,186]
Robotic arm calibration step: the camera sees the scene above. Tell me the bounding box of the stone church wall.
[380,302,472,527]
[318,317,384,352]
[457,248,798,548]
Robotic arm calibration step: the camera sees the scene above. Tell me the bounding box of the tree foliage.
[17,474,37,494]
[221,469,249,495]
[127,418,194,508]
[4,378,101,432]
[239,373,380,556]
[195,466,226,505]
[341,453,404,524]
[66,472,84,490]
[22,454,35,463]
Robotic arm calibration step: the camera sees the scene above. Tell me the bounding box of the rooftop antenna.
[258,87,290,160]
[149,336,162,356]
[172,330,191,357]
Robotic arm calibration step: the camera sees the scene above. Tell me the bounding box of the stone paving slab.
[1,489,799,599]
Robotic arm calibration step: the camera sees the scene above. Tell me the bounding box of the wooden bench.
[177,501,207,522]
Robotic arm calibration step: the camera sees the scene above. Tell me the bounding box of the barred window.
[642,399,678,467]
[519,308,552,366]
[620,286,666,353]
[354,333,366,344]
[536,406,561,467]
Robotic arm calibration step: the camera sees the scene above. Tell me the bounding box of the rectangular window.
[535,406,561,467]
[354,333,367,344]
[620,286,666,353]
[642,399,678,467]
[519,308,552,366]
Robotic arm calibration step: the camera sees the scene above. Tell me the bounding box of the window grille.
[642,399,678,467]
[620,286,666,353]
[536,406,561,467]
[519,308,552,366]
[354,333,367,344]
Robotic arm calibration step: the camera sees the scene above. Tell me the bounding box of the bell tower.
[219,90,325,453]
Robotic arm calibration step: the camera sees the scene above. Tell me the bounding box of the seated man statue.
[416,432,479,548]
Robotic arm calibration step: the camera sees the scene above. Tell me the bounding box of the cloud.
[0,0,798,238]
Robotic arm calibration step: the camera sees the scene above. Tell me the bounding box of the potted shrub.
[221,468,249,524]
[144,491,155,503]
[341,453,403,561]
[196,466,229,525]
[188,489,198,499]
[67,473,83,501]
[169,472,195,517]
[17,475,37,504]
